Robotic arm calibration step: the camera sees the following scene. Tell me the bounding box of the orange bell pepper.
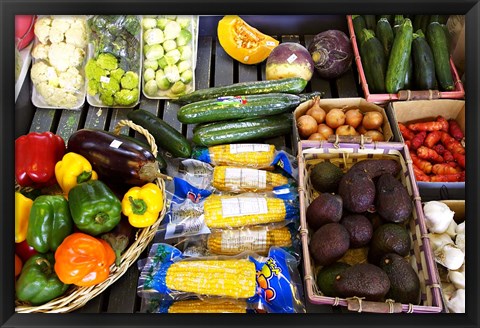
[15,254,23,278]
[54,232,115,287]
[15,192,33,243]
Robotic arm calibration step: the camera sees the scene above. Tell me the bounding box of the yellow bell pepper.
[55,152,98,195]
[15,192,33,243]
[122,183,164,228]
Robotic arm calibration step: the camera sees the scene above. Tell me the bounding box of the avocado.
[309,223,350,266]
[316,262,351,297]
[306,193,343,231]
[338,170,375,213]
[375,174,413,223]
[341,214,373,248]
[368,223,412,265]
[379,253,421,305]
[310,161,344,193]
[349,159,402,179]
[333,263,391,301]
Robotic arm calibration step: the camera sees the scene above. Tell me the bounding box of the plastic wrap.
[30,15,88,109]
[137,243,306,313]
[140,297,249,313]
[192,144,298,179]
[141,15,198,99]
[85,15,142,108]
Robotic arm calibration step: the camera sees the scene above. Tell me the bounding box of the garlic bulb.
[429,233,453,251]
[446,288,465,313]
[423,201,455,233]
[456,231,465,253]
[456,221,465,234]
[434,243,464,270]
[442,282,457,299]
[446,220,458,239]
[448,270,465,289]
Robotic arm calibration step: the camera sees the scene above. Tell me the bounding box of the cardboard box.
[388,99,465,201]
[293,97,394,155]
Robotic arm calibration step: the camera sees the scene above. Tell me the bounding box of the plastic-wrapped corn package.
[137,243,306,313]
[192,144,297,178]
[142,298,249,313]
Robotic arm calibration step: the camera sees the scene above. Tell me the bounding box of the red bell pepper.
[15,240,38,262]
[15,132,65,188]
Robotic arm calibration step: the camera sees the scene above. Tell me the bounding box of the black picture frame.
[1,1,479,327]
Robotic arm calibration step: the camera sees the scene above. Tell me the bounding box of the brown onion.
[325,108,346,129]
[345,108,364,129]
[297,115,318,138]
[336,125,360,136]
[362,111,384,130]
[308,133,327,141]
[306,98,326,123]
[364,130,385,141]
[317,123,334,139]
[357,124,368,134]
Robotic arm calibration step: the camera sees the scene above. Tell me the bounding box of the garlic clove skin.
[423,201,455,234]
[455,232,465,253]
[434,243,464,271]
[456,221,465,234]
[446,288,465,313]
[442,282,456,299]
[429,233,454,251]
[448,270,465,289]
[446,220,457,239]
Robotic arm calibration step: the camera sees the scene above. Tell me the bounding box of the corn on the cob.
[207,226,292,256]
[167,299,247,313]
[207,144,276,168]
[212,166,288,192]
[165,259,256,298]
[203,195,294,228]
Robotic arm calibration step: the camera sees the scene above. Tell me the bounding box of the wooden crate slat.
[238,62,257,83]
[214,39,234,87]
[162,101,182,133]
[187,36,213,140]
[135,96,160,142]
[106,266,140,313]
[108,108,134,134]
[74,294,106,313]
[55,109,83,142]
[84,106,109,129]
[335,68,360,98]
[29,108,57,133]
[304,35,333,98]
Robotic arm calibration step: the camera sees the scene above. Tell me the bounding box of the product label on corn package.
[224,168,267,190]
[216,96,247,105]
[164,200,211,239]
[229,144,271,154]
[220,229,268,253]
[221,197,269,217]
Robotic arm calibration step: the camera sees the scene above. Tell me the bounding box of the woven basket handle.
[113,119,172,181]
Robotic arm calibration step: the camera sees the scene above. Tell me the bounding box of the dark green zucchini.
[420,15,431,34]
[359,29,387,93]
[377,15,393,25]
[413,15,425,32]
[412,30,436,90]
[363,15,377,31]
[393,15,405,35]
[404,56,413,89]
[376,18,394,58]
[175,77,308,104]
[426,22,455,91]
[352,15,367,39]
[177,93,315,124]
[192,113,293,146]
[127,109,192,158]
[430,15,449,24]
[386,18,413,94]
[442,24,453,53]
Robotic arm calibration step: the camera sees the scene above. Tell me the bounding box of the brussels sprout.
[176,29,192,47]
[177,60,192,74]
[144,79,158,96]
[144,28,165,45]
[176,16,191,29]
[180,69,193,84]
[179,45,193,61]
[162,39,177,52]
[142,17,158,30]
[171,81,186,95]
[164,65,180,83]
[145,44,165,61]
[164,21,181,40]
[165,49,181,65]
[143,59,159,71]
[156,17,169,30]
[144,68,156,82]
[156,70,171,90]
[158,57,169,69]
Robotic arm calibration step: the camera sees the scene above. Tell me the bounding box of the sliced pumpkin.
[217,15,279,65]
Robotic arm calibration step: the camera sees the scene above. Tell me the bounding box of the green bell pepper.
[26,195,73,253]
[68,180,122,235]
[15,253,70,305]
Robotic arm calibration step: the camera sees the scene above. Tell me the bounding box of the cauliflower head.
[65,25,87,48]
[34,17,52,44]
[70,47,86,68]
[48,42,77,72]
[30,61,50,85]
[58,67,83,91]
[51,16,73,34]
[120,71,139,90]
[114,88,139,106]
[31,44,50,60]
[48,26,65,43]
[96,53,118,71]
[36,81,79,108]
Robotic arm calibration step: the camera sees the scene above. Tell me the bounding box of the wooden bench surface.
[25,34,363,314]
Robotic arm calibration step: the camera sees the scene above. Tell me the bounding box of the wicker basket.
[15,120,168,313]
[298,141,443,313]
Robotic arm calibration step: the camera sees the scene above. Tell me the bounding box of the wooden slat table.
[22,34,362,314]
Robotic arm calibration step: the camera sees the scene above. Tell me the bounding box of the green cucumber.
[177,92,317,124]
[176,77,307,104]
[363,15,377,31]
[426,22,455,91]
[352,15,367,39]
[127,109,192,158]
[192,113,293,146]
[386,18,413,94]
[412,30,436,90]
[359,29,387,93]
[376,18,394,58]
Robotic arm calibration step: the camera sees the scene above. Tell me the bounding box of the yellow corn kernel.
[207,226,292,256]
[203,195,287,228]
[212,166,288,192]
[167,299,247,313]
[165,259,256,299]
[208,144,276,169]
